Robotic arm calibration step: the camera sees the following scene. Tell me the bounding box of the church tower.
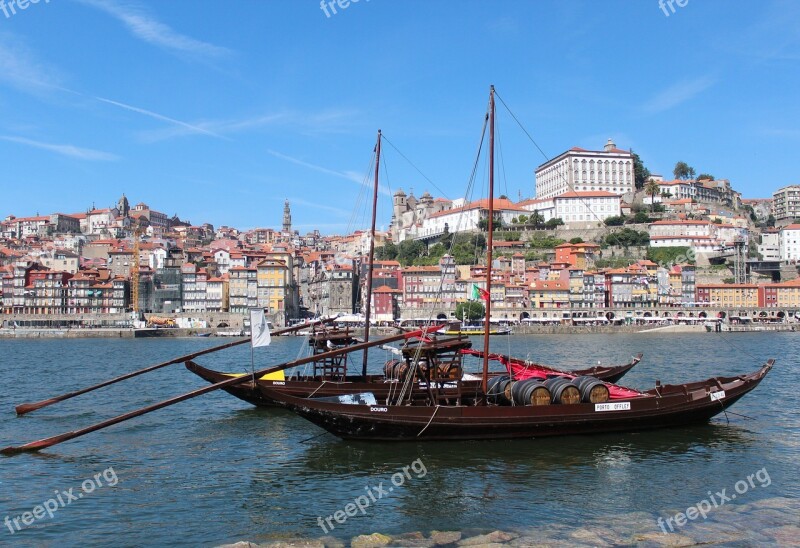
[118,193,130,218]
[282,199,292,233]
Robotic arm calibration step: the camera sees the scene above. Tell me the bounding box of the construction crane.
[131,222,142,316]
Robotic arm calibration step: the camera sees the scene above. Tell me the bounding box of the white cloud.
[0,135,119,161]
[267,149,391,197]
[0,33,62,95]
[642,77,716,113]
[138,109,359,142]
[77,0,231,58]
[94,96,226,139]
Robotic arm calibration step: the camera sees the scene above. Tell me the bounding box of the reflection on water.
[0,333,797,545]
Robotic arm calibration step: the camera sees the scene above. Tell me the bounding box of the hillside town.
[3,140,800,331]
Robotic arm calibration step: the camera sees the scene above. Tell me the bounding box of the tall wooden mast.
[131,222,141,316]
[482,86,495,396]
[361,130,381,378]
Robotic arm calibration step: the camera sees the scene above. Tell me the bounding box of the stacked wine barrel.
[486,375,610,406]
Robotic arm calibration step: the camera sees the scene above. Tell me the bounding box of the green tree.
[673,161,694,180]
[529,210,545,229]
[604,215,626,227]
[697,173,714,181]
[528,235,565,248]
[455,301,485,322]
[632,151,651,190]
[428,243,447,258]
[396,240,426,266]
[644,178,661,211]
[605,228,649,247]
[630,211,651,224]
[569,237,584,244]
[544,218,564,229]
[375,242,398,261]
[647,246,694,266]
[496,231,521,241]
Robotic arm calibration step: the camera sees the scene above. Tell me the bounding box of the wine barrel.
[512,379,552,406]
[522,380,552,406]
[437,363,462,380]
[383,360,408,381]
[544,377,581,405]
[572,376,610,403]
[487,375,511,404]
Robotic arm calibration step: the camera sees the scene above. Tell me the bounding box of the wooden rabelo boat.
[260,359,773,441]
[253,86,774,442]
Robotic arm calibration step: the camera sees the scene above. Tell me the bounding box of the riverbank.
[2,323,794,338]
[0,327,225,339]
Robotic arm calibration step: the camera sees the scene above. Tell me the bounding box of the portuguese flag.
[471,284,490,302]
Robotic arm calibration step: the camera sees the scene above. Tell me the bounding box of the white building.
[648,220,748,255]
[534,139,635,200]
[645,180,696,204]
[554,191,621,225]
[648,220,722,254]
[780,224,800,261]
[84,208,120,235]
[417,198,528,239]
[759,230,781,261]
[519,191,621,226]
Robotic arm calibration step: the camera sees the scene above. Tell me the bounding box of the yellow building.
[530,279,570,309]
[256,258,289,314]
[696,284,759,308]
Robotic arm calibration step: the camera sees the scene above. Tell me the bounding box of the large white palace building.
[534,139,635,201]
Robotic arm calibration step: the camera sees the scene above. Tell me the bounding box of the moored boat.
[261,360,774,441]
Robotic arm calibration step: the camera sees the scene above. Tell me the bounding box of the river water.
[0,333,797,546]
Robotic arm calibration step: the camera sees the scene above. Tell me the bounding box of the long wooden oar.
[1,326,442,455]
[14,317,335,416]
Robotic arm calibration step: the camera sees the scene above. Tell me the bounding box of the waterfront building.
[66,273,128,315]
[206,275,230,313]
[256,258,290,316]
[529,279,570,310]
[228,267,258,315]
[534,139,635,201]
[696,284,759,308]
[181,263,208,313]
[370,285,402,324]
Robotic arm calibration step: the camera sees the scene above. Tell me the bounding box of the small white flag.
[250,309,271,348]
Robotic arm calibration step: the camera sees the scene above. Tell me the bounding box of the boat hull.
[262,361,773,441]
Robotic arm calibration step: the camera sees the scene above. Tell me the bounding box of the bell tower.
[282,199,292,233]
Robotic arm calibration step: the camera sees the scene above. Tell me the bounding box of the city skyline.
[1,1,798,233]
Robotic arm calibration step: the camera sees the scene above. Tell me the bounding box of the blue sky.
[1,0,798,233]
